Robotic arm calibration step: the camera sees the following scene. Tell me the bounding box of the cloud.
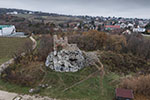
[0,0,149,18]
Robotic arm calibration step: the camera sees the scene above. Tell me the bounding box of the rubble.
[29,88,40,93]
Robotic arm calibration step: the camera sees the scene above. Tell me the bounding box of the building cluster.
[53,16,150,34]
[6,11,34,15]
[1,15,150,36]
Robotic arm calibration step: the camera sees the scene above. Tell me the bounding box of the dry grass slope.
[119,75,150,99]
[0,37,31,65]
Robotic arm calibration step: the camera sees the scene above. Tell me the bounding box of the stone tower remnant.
[45,35,86,72]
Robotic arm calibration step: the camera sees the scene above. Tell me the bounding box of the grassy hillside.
[0,37,31,65]
[37,66,118,100]
[0,64,120,100]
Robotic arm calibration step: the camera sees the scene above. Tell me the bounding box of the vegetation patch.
[0,80,30,94]
[0,63,119,100]
[1,61,45,86]
[119,75,150,100]
[1,33,150,100]
[0,37,31,65]
[99,51,150,74]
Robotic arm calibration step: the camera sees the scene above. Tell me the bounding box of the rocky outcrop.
[45,35,100,72]
[46,48,86,72]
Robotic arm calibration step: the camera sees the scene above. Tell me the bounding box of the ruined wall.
[45,35,100,72]
[45,35,86,72]
[54,35,80,51]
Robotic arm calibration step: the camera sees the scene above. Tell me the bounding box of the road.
[0,90,57,100]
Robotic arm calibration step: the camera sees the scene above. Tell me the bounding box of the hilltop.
[0,8,150,100]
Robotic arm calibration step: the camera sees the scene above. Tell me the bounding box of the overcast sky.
[0,0,149,18]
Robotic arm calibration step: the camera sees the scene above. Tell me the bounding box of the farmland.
[13,14,83,24]
[0,37,31,65]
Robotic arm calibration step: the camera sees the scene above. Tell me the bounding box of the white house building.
[0,25,16,36]
[133,27,146,33]
[127,23,134,28]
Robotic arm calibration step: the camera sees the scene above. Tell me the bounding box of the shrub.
[23,40,33,54]
[68,30,108,51]
[119,75,150,96]
[99,51,150,74]
[105,35,127,52]
[124,33,150,60]
[12,39,33,64]
[37,35,53,61]
[1,62,45,86]
[68,30,127,53]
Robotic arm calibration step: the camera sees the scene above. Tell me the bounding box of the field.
[13,14,83,24]
[0,37,31,65]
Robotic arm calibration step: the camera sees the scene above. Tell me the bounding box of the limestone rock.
[45,49,86,72]
[45,35,100,72]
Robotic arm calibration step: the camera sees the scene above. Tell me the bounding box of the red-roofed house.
[105,25,121,30]
[116,88,134,100]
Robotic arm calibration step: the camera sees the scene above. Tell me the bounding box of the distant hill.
[0,8,85,24]
[0,8,85,18]
[0,8,32,14]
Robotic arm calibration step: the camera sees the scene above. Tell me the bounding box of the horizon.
[2,7,149,20]
[0,0,150,19]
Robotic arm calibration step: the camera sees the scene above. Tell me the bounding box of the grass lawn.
[0,63,120,100]
[0,37,31,65]
[40,72,119,100]
[0,80,30,94]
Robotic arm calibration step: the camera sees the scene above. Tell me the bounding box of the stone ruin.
[45,35,99,72]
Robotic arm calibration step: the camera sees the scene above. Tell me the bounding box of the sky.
[0,0,150,18]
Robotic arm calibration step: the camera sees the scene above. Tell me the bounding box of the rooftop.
[116,88,134,99]
[105,25,120,28]
[0,25,13,30]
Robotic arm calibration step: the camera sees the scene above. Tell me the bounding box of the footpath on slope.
[29,36,37,50]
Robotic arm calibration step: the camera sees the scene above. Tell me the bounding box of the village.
[1,13,150,37]
[53,16,150,35]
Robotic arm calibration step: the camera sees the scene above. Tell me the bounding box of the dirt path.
[29,36,37,50]
[0,90,57,100]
